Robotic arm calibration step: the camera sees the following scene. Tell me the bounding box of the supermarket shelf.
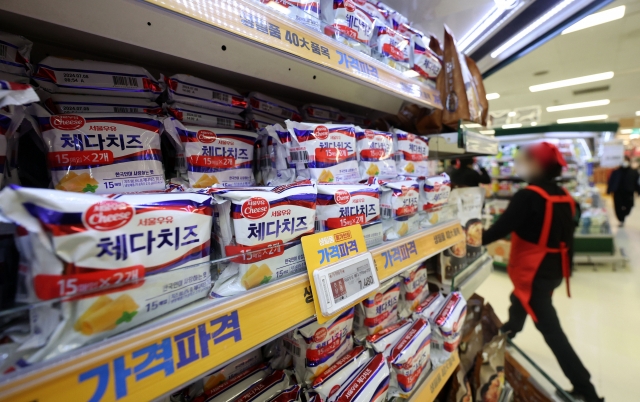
[0,0,440,114]
[453,253,494,300]
[0,221,462,402]
[406,351,460,402]
[428,127,499,160]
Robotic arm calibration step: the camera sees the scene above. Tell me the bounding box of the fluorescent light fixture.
[531,122,538,126]
[403,70,420,78]
[620,129,633,134]
[635,111,640,116]
[464,123,483,128]
[562,5,625,34]
[557,114,608,124]
[491,0,575,58]
[546,99,610,112]
[508,111,516,117]
[480,129,496,134]
[529,72,614,92]
[631,134,640,139]
[459,7,503,51]
[502,123,522,129]
[486,93,500,100]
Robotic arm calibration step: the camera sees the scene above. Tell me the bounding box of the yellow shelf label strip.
[409,351,460,402]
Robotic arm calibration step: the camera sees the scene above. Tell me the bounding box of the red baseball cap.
[527,142,567,168]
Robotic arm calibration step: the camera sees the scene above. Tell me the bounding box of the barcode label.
[212,91,231,104]
[0,45,7,59]
[314,220,324,232]
[112,75,138,88]
[176,155,186,171]
[381,207,393,219]
[393,153,403,162]
[283,338,301,357]
[113,107,140,113]
[216,117,234,128]
[290,149,309,163]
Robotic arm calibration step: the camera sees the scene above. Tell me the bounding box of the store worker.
[483,142,603,402]
[607,156,639,227]
[450,157,491,187]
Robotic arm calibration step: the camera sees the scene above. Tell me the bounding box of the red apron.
[507,185,575,322]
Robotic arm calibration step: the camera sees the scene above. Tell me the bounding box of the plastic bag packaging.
[420,173,451,211]
[388,318,431,398]
[411,33,442,80]
[415,35,444,135]
[264,124,297,186]
[0,71,29,84]
[316,182,380,232]
[262,336,293,370]
[166,102,246,129]
[398,262,429,318]
[473,334,506,402]
[234,370,293,402]
[466,55,489,126]
[259,0,321,32]
[412,291,445,323]
[39,93,163,115]
[355,128,396,180]
[203,349,264,392]
[1,81,39,108]
[302,104,342,122]
[0,32,32,77]
[431,291,467,366]
[29,104,166,193]
[380,178,420,240]
[441,26,475,130]
[365,318,412,357]
[164,118,258,188]
[246,111,283,132]
[311,345,371,401]
[0,186,213,302]
[195,362,271,402]
[268,384,302,402]
[33,56,161,99]
[354,277,400,339]
[248,93,302,123]
[331,353,390,402]
[321,0,379,54]
[376,2,407,31]
[288,307,355,384]
[375,25,411,68]
[163,74,247,115]
[286,121,359,183]
[393,129,429,177]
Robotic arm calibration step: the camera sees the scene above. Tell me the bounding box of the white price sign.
[601,141,625,168]
[313,252,379,317]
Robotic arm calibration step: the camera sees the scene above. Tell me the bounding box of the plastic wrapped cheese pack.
[0,186,213,302]
[366,318,412,357]
[196,362,271,402]
[311,346,371,401]
[164,74,247,115]
[166,102,246,130]
[412,33,442,80]
[40,93,163,115]
[431,292,467,366]
[302,104,341,122]
[398,262,429,318]
[354,278,400,339]
[260,0,321,32]
[164,118,258,188]
[420,173,451,211]
[355,128,396,180]
[393,129,429,177]
[316,183,380,232]
[380,178,420,240]
[234,370,293,402]
[30,104,166,193]
[331,353,390,402]
[288,307,354,384]
[248,93,302,123]
[413,291,446,323]
[269,385,302,402]
[33,57,162,99]
[286,121,359,184]
[0,31,32,77]
[0,80,39,108]
[203,349,264,392]
[375,26,411,67]
[264,124,297,186]
[389,318,431,397]
[321,0,379,54]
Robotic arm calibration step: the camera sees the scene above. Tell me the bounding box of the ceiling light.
[464,123,482,128]
[529,72,614,92]
[502,123,522,129]
[403,70,420,78]
[620,129,632,134]
[562,5,625,34]
[508,111,516,117]
[557,114,608,124]
[631,134,640,139]
[635,111,640,116]
[546,99,610,112]
[531,122,538,126]
[491,0,575,58]
[459,7,503,51]
[480,129,496,134]
[486,93,500,100]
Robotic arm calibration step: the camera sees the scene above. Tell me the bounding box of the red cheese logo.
[313,327,328,343]
[364,129,376,140]
[314,125,330,140]
[197,129,217,143]
[407,133,416,141]
[374,293,383,305]
[84,201,134,231]
[242,197,269,220]
[345,0,356,12]
[334,190,351,205]
[50,115,85,131]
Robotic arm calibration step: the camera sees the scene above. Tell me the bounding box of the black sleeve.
[478,167,491,184]
[482,190,532,245]
[607,170,615,194]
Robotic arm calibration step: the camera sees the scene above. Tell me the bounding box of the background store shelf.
[453,253,494,300]
[428,127,499,160]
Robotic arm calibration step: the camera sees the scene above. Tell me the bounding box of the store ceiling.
[484,0,640,129]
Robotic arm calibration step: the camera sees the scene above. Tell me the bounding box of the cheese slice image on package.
[166,102,247,130]
[393,129,429,177]
[164,74,247,115]
[0,31,32,77]
[316,183,380,232]
[365,318,413,358]
[331,353,390,402]
[286,120,359,184]
[31,104,166,193]
[41,93,163,115]
[311,346,371,401]
[398,262,429,318]
[164,118,258,188]
[33,56,162,99]
[234,370,292,402]
[380,179,420,240]
[0,186,213,302]
[355,128,396,180]
[289,307,355,384]
[354,277,400,339]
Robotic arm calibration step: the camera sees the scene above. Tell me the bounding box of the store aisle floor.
[477,198,640,402]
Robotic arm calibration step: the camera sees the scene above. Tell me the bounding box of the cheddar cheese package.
[321,0,379,54]
[33,57,162,99]
[365,318,413,358]
[164,74,247,115]
[380,178,420,240]
[269,385,302,402]
[202,349,264,392]
[31,104,166,193]
[354,278,400,339]
[41,93,163,115]
[0,31,32,77]
[1,81,39,108]
[431,291,467,366]
[302,104,342,122]
[311,346,371,401]
[247,111,285,132]
[413,291,445,323]
[164,118,258,188]
[264,124,296,186]
[398,263,429,318]
[420,173,451,211]
[0,186,213,303]
[248,93,302,123]
[288,307,355,384]
[196,362,271,402]
[355,128,396,180]
[393,129,429,177]
[234,370,293,402]
[166,102,247,130]
[331,353,390,402]
[286,121,358,184]
[316,183,380,232]
[411,32,442,80]
[388,318,431,398]
[259,0,321,32]
[375,25,411,69]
